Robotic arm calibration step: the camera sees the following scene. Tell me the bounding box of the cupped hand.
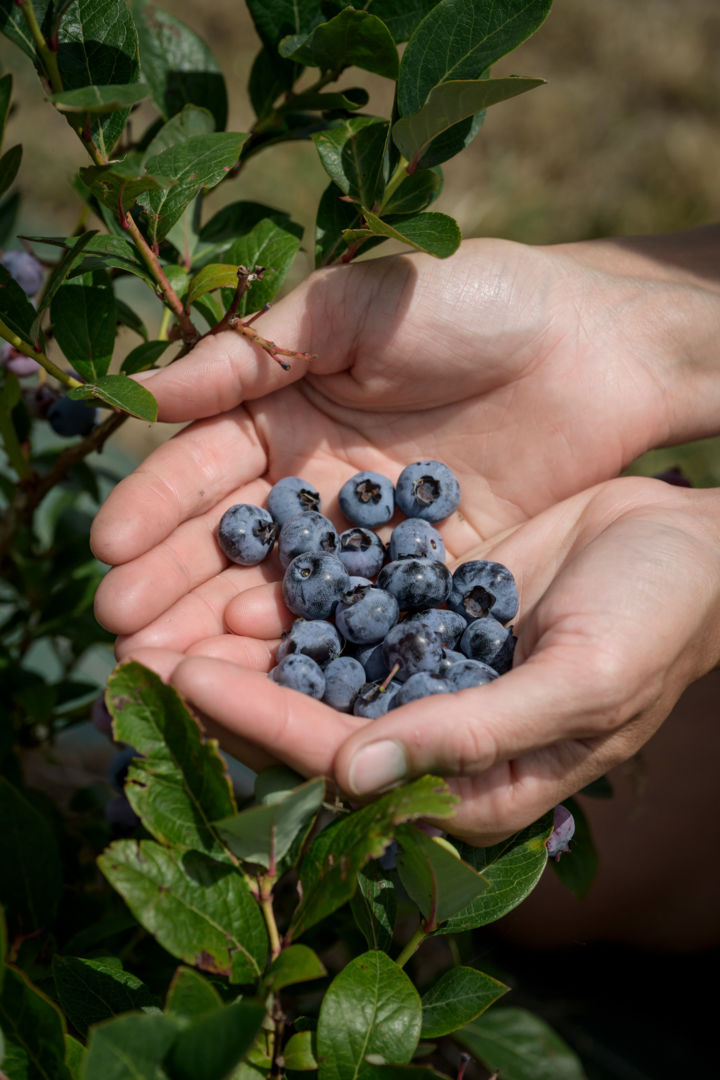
[122,479,720,844]
[92,231,718,645]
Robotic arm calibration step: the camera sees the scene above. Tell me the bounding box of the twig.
[123,215,200,347]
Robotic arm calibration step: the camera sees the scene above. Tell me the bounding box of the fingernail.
[348,740,407,795]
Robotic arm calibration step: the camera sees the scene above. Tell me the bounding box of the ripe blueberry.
[395,460,460,522]
[217,504,278,565]
[338,470,394,527]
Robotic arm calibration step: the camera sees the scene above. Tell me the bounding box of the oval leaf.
[455,1007,587,1080]
[420,966,508,1037]
[393,77,545,165]
[398,0,553,115]
[82,1011,178,1080]
[395,826,488,927]
[344,209,461,258]
[188,263,244,306]
[317,951,422,1080]
[50,280,117,381]
[280,9,399,80]
[165,1000,267,1080]
[0,967,71,1080]
[214,777,325,869]
[52,955,159,1037]
[68,374,158,421]
[98,840,268,983]
[49,83,150,113]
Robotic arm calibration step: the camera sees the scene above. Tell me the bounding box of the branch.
[0,319,82,389]
[123,214,200,347]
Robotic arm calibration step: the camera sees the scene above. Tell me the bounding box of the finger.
[224,581,293,640]
[170,656,366,776]
[127,265,364,424]
[113,564,270,656]
[91,409,267,567]
[185,634,277,670]
[95,480,279,635]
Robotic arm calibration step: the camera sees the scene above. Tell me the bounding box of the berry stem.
[395,924,427,968]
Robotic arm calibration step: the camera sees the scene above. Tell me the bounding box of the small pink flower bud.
[546,804,575,861]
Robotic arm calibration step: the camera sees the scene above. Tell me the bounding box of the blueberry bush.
[0,2,598,1077]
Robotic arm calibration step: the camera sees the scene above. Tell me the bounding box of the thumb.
[132,264,362,423]
[332,646,624,799]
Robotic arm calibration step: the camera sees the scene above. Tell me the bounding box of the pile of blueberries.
[217,461,519,718]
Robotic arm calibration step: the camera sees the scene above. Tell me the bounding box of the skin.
[91,227,720,849]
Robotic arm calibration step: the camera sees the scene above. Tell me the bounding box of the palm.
[92,237,670,654]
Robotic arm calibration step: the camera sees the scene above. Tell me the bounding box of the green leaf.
[79,160,173,217]
[52,955,159,1038]
[82,1011,178,1080]
[0,967,72,1080]
[350,862,397,952]
[67,374,158,421]
[280,10,399,80]
[198,200,299,262]
[393,76,544,165]
[434,812,553,934]
[264,945,326,992]
[286,87,370,113]
[49,83,150,113]
[380,169,442,216]
[312,117,389,207]
[56,0,142,159]
[115,297,148,340]
[549,797,599,900]
[248,46,298,119]
[165,966,223,1021]
[0,264,37,345]
[138,132,248,243]
[282,1030,318,1071]
[28,233,154,289]
[121,339,171,374]
[245,0,325,50]
[64,1034,85,1080]
[0,778,63,932]
[420,966,508,1037]
[143,105,216,158]
[32,230,99,333]
[455,1007,587,1080]
[222,215,303,316]
[98,840,268,983]
[50,280,117,381]
[290,776,458,940]
[315,181,368,267]
[398,0,553,116]
[0,72,12,147]
[344,210,461,258]
[366,2,443,43]
[134,0,228,130]
[317,951,421,1080]
[0,143,21,199]
[395,826,488,927]
[106,660,237,856]
[0,191,20,248]
[214,777,324,869]
[188,263,244,306]
[164,1000,267,1080]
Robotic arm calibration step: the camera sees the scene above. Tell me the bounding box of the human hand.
[92,226,720,648]
[121,479,720,844]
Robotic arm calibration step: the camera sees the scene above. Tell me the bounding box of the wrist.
[545,225,720,449]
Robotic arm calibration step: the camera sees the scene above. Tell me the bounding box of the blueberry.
[353,678,400,718]
[337,527,386,578]
[47,396,98,437]
[270,653,326,698]
[335,585,399,645]
[437,648,467,672]
[278,511,339,568]
[282,552,350,620]
[444,658,499,690]
[276,618,343,666]
[338,470,394,527]
[449,560,519,625]
[389,518,446,562]
[107,746,139,793]
[353,642,389,682]
[106,794,141,830]
[459,615,516,673]
[383,621,444,681]
[217,503,278,565]
[377,557,451,611]
[322,656,367,712]
[402,608,467,649]
[267,476,321,524]
[1,250,45,296]
[395,460,460,522]
[390,672,451,708]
